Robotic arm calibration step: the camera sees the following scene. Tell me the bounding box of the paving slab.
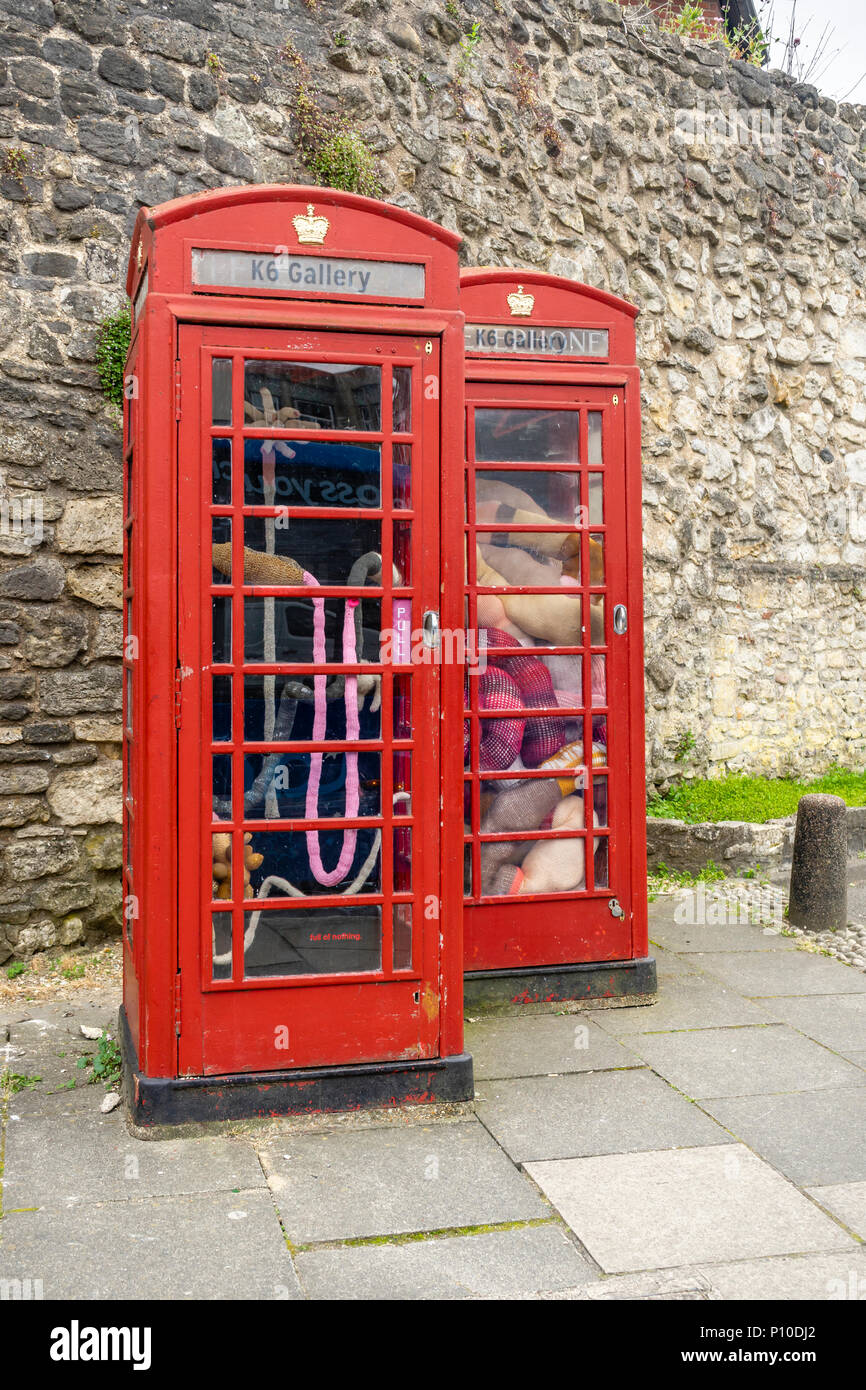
[540,1249,866,1301]
[630,1024,866,1100]
[474,1069,727,1163]
[464,1013,641,1081]
[689,950,866,997]
[257,1120,547,1244]
[650,946,699,979]
[3,1111,267,1210]
[697,1248,866,1301]
[757,994,866,1058]
[702,1087,866,1186]
[0,1191,300,1300]
[525,1144,855,1274]
[649,916,797,955]
[536,1268,717,1300]
[587,970,772,1036]
[806,1182,866,1238]
[294,1221,594,1299]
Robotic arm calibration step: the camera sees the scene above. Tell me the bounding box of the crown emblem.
[506,283,535,317]
[292,203,330,245]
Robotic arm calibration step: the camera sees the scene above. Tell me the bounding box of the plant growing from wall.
[95,304,131,410]
[284,50,382,196]
[507,44,562,157]
[2,146,31,193]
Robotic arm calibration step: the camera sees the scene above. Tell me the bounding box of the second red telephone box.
[460,270,656,1006]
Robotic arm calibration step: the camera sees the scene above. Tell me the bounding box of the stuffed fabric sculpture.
[476,477,581,568]
[465,666,526,771]
[476,547,582,646]
[212,543,304,586]
[481,628,566,767]
[478,776,563,894]
[491,795,597,896]
[212,831,264,900]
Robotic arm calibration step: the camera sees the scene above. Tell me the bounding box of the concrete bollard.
[787,793,848,932]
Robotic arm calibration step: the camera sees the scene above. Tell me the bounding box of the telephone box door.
[464,380,635,969]
[177,326,441,1076]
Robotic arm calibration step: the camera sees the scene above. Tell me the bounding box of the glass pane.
[393,443,411,508]
[393,367,411,432]
[242,750,382,818]
[125,666,132,732]
[243,828,381,897]
[212,912,232,981]
[543,653,583,708]
[393,520,411,586]
[594,836,609,889]
[244,361,381,431]
[589,534,604,585]
[393,903,412,970]
[212,359,232,426]
[588,412,603,466]
[243,438,381,509]
[242,673,382,743]
[394,827,411,892]
[213,754,232,819]
[212,832,234,900]
[243,516,382,589]
[212,674,232,742]
[475,408,579,464]
[590,597,605,646]
[593,775,608,828]
[212,438,232,506]
[212,517,231,581]
[243,905,382,978]
[212,596,232,663]
[393,750,411,812]
[463,842,472,896]
[591,654,607,707]
[243,597,381,665]
[475,470,583,528]
[588,473,604,526]
[393,673,411,737]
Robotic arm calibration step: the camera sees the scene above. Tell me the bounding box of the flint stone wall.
[0,0,864,958]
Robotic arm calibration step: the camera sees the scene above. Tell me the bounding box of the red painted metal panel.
[124,187,465,1083]
[459,270,646,975]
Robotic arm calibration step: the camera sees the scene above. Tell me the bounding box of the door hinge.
[174,974,182,1035]
[174,360,181,420]
[174,666,182,729]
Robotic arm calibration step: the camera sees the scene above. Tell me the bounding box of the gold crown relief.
[292,203,330,245]
[507,284,535,317]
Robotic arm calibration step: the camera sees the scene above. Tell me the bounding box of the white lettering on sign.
[465,323,610,358]
[192,249,425,299]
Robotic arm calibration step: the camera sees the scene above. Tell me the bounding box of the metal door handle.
[613,604,628,635]
[422,609,441,649]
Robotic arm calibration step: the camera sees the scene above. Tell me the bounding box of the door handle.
[422,609,441,650]
[613,604,628,635]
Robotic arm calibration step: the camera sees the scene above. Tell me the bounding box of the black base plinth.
[463,955,657,1009]
[119,1008,474,1127]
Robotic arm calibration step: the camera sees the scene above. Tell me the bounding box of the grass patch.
[648,768,866,825]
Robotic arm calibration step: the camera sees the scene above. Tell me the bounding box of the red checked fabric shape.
[465,628,568,772]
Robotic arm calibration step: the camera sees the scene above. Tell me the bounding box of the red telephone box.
[120,186,471,1123]
[460,270,655,1006]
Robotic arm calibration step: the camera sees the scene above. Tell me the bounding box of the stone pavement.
[1,890,865,1301]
